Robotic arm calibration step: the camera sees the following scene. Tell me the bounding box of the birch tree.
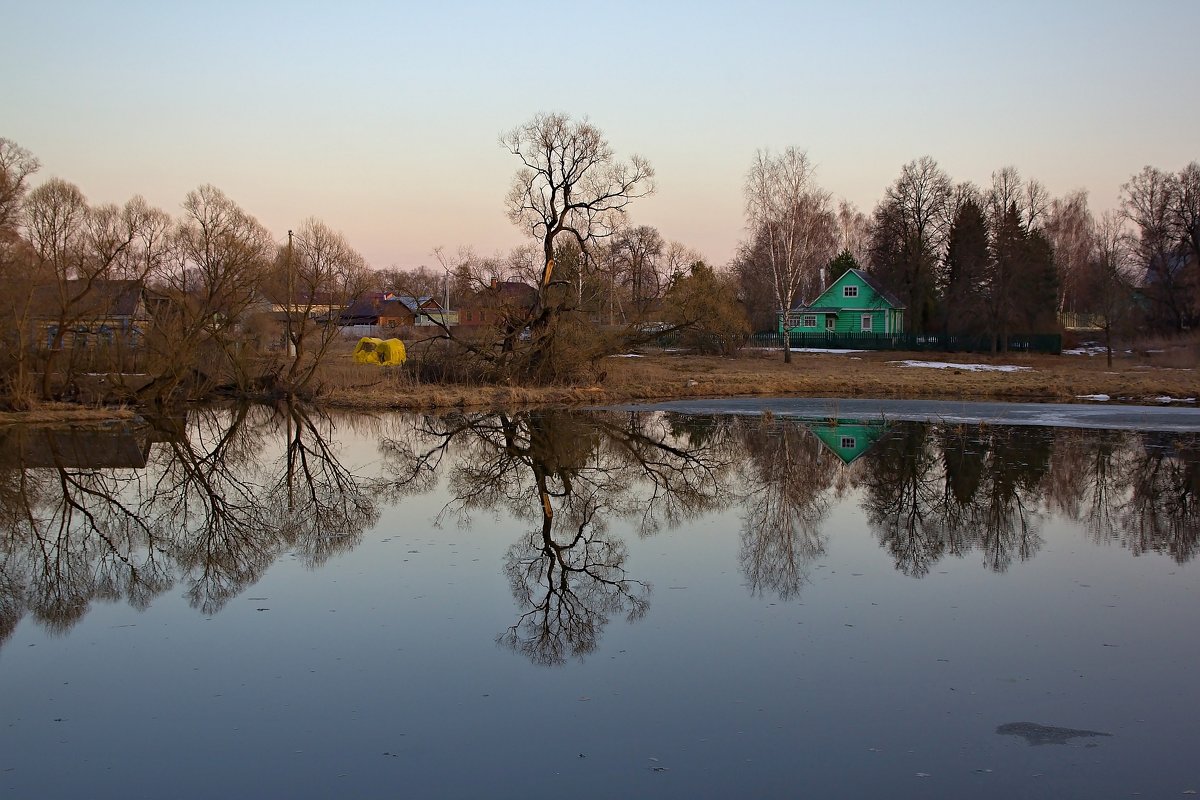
[1044,190,1094,314]
[744,147,836,363]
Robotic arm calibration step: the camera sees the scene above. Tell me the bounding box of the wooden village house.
[780,268,906,336]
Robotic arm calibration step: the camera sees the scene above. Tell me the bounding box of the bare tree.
[613,224,665,319]
[1044,190,1095,314]
[0,139,39,235]
[501,113,654,369]
[744,147,836,362]
[1169,162,1200,282]
[834,199,871,269]
[276,218,372,392]
[1121,166,1194,330]
[23,180,163,396]
[1086,211,1138,366]
[141,185,275,400]
[869,156,951,332]
[0,142,42,407]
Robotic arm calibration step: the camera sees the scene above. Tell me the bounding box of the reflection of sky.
[3,1,1198,269]
[0,415,1197,798]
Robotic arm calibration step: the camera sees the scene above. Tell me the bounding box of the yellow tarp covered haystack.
[353,337,406,366]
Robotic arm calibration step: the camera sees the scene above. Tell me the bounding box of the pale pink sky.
[4,1,1196,271]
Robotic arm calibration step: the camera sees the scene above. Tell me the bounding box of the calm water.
[0,405,1197,798]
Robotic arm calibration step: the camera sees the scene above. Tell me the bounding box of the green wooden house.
[780,268,905,335]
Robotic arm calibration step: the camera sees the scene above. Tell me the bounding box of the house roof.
[27,279,146,319]
[393,295,442,313]
[847,269,905,309]
[787,268,906,312]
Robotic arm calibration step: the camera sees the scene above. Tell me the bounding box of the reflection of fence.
[652,331,1062,354]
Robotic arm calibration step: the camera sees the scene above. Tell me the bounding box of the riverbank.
[3,347,1196,425]
[319,347,1198,410]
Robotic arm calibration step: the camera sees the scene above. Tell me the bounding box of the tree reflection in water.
[735,417,837,600]
[382,410,735,665]
[0,403,377,642]
[0,408,1196,661]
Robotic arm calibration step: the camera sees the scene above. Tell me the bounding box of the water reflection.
[736,418,839,600]
[0,408,1197,663]
[0,404,378,642]
[381,411,733,665]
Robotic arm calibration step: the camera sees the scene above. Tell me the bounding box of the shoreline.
[2,349,1196,426]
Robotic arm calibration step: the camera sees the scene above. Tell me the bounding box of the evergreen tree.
[942,199,989,336]
[984,201,1022,347]
[1018,229,1059,333]
[825,249,861,287]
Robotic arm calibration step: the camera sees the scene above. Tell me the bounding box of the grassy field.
[317,344,1198,410]
[3,342,1196,425]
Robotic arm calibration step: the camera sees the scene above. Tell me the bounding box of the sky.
[2,0,1198,271]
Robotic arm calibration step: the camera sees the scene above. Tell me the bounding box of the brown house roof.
[28,279,147,319]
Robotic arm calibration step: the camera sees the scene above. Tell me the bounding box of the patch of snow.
[890,360,1033,373]
[789,347,866,354]
[609,353,644,358]
[1155,396,1197,404]
[1076,394,1110,402]
[1063,346,1108,356]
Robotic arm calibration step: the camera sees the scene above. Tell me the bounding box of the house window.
[825,316,836,330]
[387,319,397,328]
[841,436,856,450]
[861,315,873,332]
[843,285,859,298]
[801,314,817,328]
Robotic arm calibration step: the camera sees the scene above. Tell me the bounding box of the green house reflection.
[804,419,891,465]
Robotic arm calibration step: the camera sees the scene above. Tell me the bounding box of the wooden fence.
[652,330,1062,354]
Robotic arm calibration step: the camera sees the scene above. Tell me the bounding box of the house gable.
[782,268,906,334]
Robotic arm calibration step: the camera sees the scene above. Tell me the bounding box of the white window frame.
[801,314,817,328]
[840,436,856,449]
[843,285,859,298]
[860,314,873,332]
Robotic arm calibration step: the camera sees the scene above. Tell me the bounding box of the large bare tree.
[1086,211,1137,366]
[141,185,275,400]
[1121,166,1194,330]
[275,218,372,392]
[501,113,654,369]
[869,156,951,333]
[743,147,836,363]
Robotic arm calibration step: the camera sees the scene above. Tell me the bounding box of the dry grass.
[0,403,139,426]
[5,345,1196,424]
[315,346,1198,411]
